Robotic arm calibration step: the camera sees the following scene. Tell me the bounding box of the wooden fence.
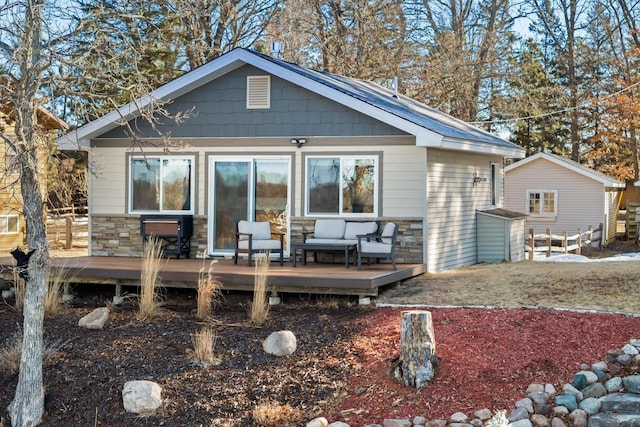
[46,206,88,249]
[525,224,603,260]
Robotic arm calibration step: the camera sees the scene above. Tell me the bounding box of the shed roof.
[505,152,625,189]
[57,48,525,158]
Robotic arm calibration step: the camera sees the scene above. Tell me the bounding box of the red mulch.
[330,307,640,425]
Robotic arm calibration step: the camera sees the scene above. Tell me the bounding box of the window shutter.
[246,76,271,109]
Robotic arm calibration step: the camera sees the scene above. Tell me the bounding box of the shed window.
[246,76,270,109]
[527,190,557,217]
[305,155,378,216]
[0,214,18,234]
[129,155,194,214]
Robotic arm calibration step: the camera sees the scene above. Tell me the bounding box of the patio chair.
[234,220,284,267]
[357,222,398,270]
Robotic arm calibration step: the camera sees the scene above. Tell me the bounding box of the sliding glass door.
[208,156,290,255]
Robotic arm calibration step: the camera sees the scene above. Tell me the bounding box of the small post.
[395,310,439,388]
[528,228,534,261]
[268,291,281,306]
[577,229,582,255]
[546,228,551,258]
[113,283,124,305]
[562,231,567,254]
[65,216,72,249]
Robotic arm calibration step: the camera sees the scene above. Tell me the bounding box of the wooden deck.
[0,256,426,297]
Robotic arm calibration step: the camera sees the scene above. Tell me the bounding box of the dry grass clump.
[12,270,24,310]
[45,265,69,317]
[196,261,222,320]
[0,329,63,375]
[190,326,220,367]
[249,252,271,326]
[138,238,165,321]
[251,400,304,427]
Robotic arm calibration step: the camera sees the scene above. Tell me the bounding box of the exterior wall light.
[290,138,307,148]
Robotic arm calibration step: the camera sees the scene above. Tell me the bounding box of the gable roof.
[57,48,525,158]
[505,152,625,188]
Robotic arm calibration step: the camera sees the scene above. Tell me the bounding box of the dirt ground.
[378,242,640,314]
[0,242,639,425]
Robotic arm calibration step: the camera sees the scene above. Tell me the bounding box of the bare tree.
[0,1,185,425]
[269,0,412,85]
[173,0,281,68]
[408,0,517,122]
[527,0,591,161]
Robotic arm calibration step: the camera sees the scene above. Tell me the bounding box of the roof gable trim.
[505,152,625,188]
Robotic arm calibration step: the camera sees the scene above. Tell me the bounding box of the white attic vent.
[246,75,271,109]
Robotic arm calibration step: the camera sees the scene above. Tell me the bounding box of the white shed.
[505,153,625,246]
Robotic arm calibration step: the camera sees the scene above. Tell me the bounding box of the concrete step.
[588,413,640,427]
[599,393,640,413]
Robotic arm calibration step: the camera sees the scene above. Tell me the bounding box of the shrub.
[251,400,304,427]
[45,264,69,317]
[249,252,271,325]
[138,237,165,320]
[190,326,219,366]
[0,329,63,375]
[196,261,222,320]
[12,270,24,310]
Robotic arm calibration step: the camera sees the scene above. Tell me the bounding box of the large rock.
[263,330,297,356]
[78,307,110,329]
[554,394,578,412]
[623,344,640,355]
[122,380,162,414]
[383,419,411,427]
[569,409,588,427]
[604,377,623,392]
[306,417,328,427]
[624,376,640,393]
[582,382,606,399]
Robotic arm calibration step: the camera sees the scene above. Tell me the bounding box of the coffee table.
[291,243,356,268]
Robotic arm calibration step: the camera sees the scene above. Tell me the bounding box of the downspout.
[423,146,429,271]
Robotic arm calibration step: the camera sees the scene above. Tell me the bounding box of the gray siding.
[426,149,506,272]
[477,214,526,263]
[477,214,508,262]
[99,65,407,139]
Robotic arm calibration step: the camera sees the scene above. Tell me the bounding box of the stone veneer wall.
[91,215,207,257]
[289,218,424,265]
[91,215,422,263]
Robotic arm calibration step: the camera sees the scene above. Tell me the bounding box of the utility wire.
[469,79,640,125]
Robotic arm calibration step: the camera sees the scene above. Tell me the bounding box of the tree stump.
[395,310,439,388]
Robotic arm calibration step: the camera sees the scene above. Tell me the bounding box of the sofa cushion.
[360,241,393,254]
[237,221,272,240]
[237,239,281,250]
[344,221,378,240]
[313,219,346,239]
[304,238,347,245]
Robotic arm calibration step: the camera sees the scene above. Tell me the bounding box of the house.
[0,103,68,250]
[57,48,525,273]
[505,152,625,246]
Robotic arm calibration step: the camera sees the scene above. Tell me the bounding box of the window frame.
[128,154,195,215]
[526,189,557,217]
[0,214,19,234]
[490,162,499,207]
[304,154,379,217]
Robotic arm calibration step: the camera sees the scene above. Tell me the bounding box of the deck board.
[0,256,426,297]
